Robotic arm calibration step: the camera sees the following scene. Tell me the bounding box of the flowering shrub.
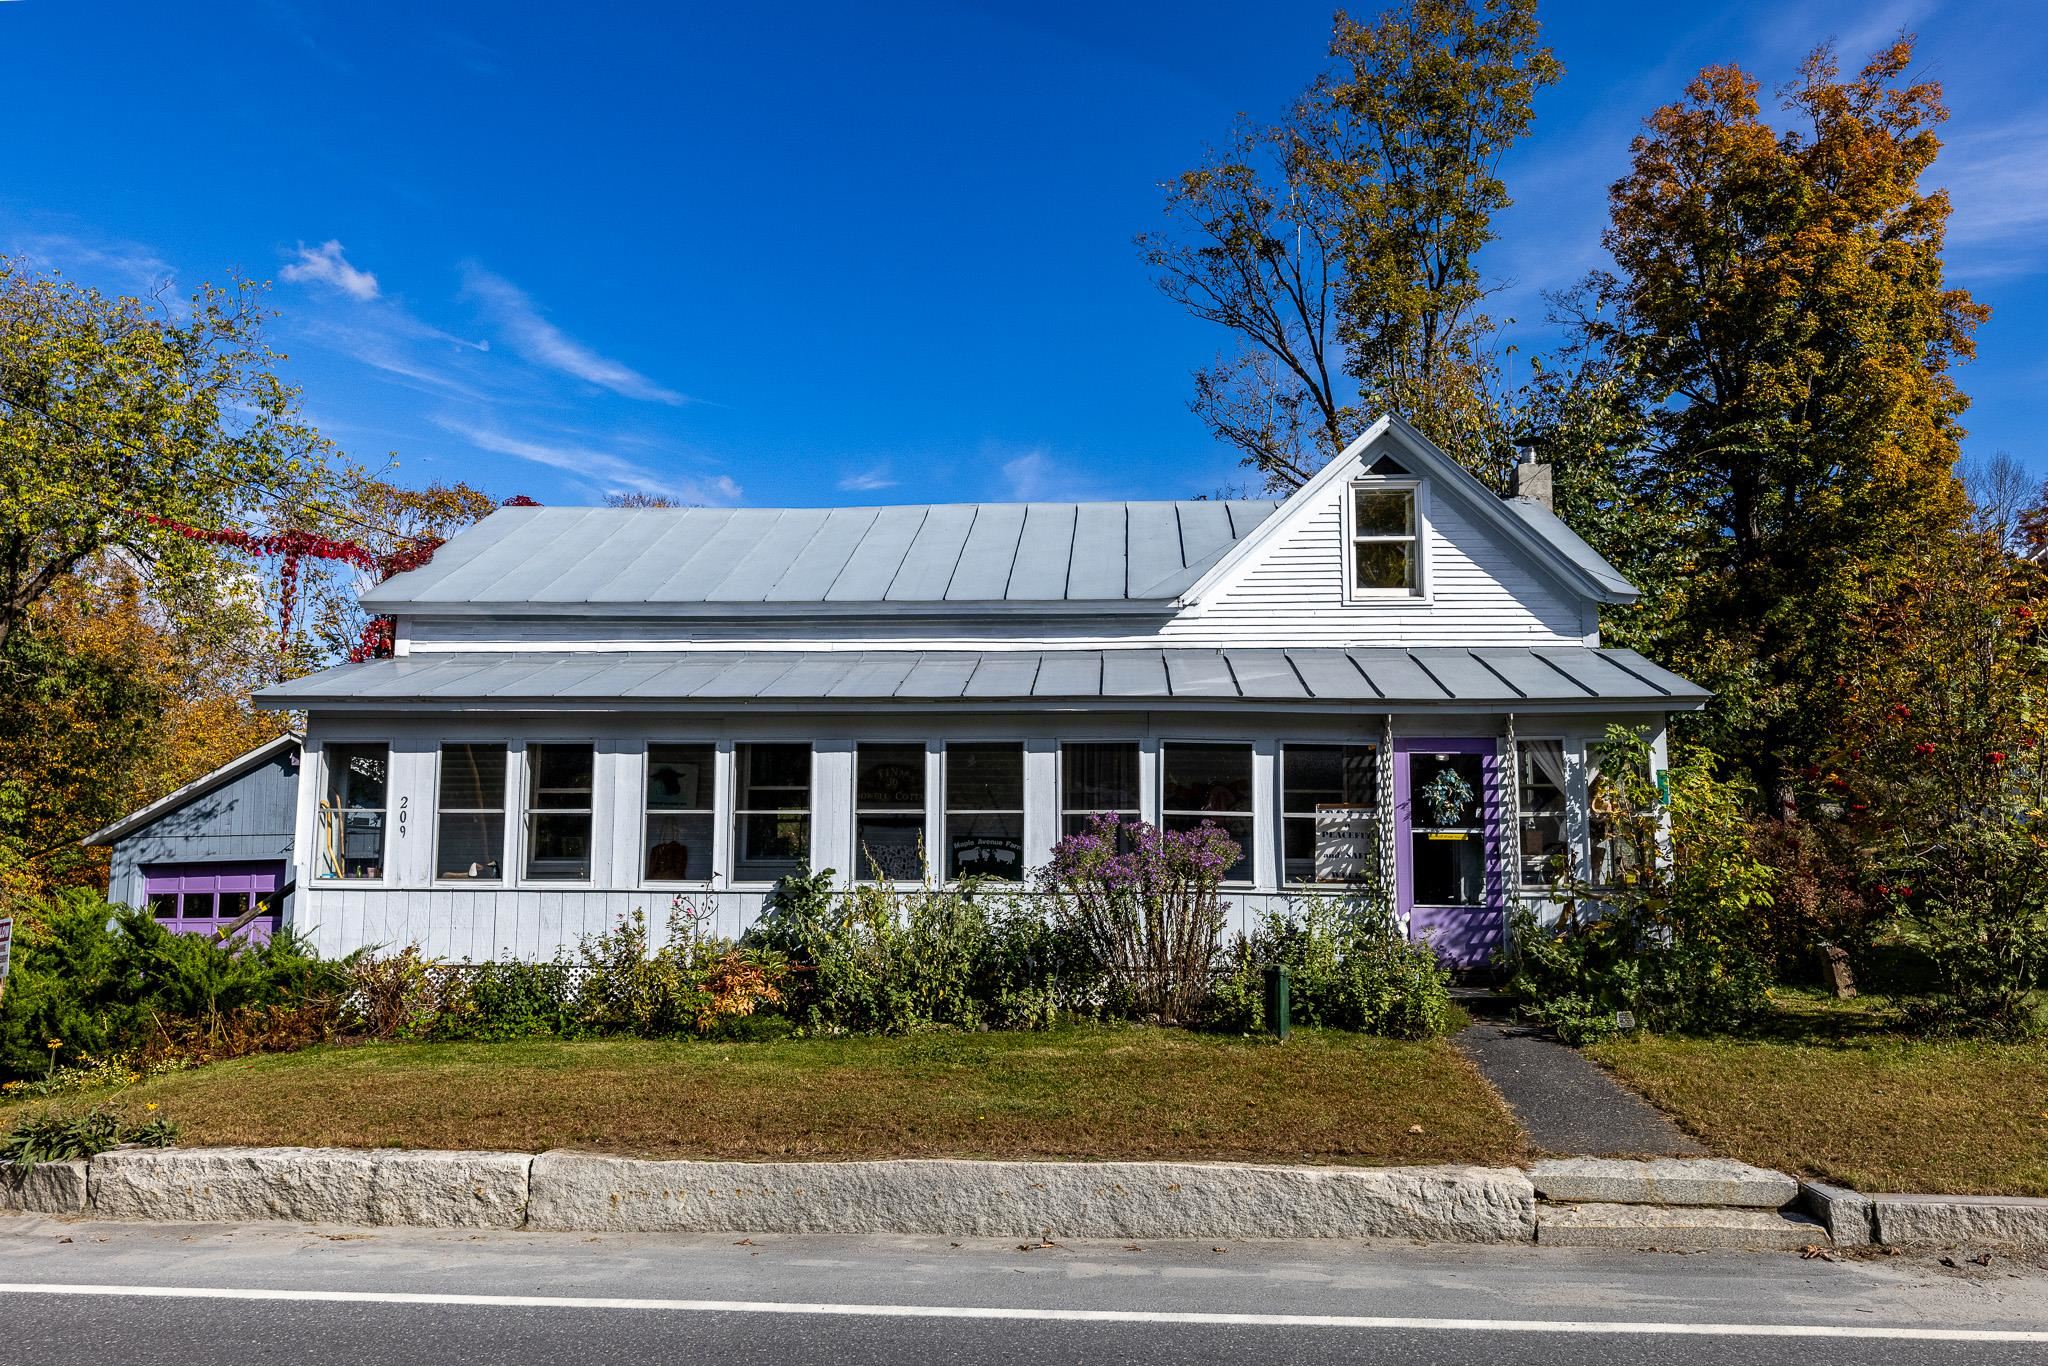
[1039,814,1239,1023]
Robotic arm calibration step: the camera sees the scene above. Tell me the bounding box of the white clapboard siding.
[1161,495,1585,647]
[292,886,1362,962]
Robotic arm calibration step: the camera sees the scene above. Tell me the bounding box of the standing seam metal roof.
[256,648,1708,708]
[360,501,1280,609]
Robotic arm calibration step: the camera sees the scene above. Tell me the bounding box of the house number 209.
[398,795,409,836]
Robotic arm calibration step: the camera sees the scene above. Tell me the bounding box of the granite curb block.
[1871,1193,2048,1252]
[1531,1157,1798,1209]
[1799,1181,1875,1248]
[0,1160,89,1215]
[87,1147,532,1229]
[1536,1202,1827,1250]
[524,1154,1538,1243]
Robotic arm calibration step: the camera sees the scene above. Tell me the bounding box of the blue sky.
[6,1,2045,507]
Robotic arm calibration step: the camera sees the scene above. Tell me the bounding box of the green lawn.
[2,1026,1528,1167]
[1591,993,2048,1196]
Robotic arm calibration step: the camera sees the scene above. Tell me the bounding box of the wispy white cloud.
[1003,450,1056,500]
[462,265,684,404]
[432,415,738,503]
[1940,111,2048,278]
[280,240,380,300]
[838,462,897,492]
[4,231,176,295]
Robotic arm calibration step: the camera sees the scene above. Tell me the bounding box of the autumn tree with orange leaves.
[1576,38,1988,811]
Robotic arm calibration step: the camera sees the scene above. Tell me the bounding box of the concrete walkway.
[1456,1017,1706,1157]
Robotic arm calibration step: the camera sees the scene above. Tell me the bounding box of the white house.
[252,417,1704,969]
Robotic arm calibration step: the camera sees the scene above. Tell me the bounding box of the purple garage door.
[143,862,286,941]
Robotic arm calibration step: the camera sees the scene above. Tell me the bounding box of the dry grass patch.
[3,1027,1527,1167]
[1592,995,2048,1196]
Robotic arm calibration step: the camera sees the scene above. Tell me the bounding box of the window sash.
[1059,741,1140,830]
[437,744,507,881]
[1160,742,1254,883]
[1350,481,1420,595]
[523,743,594,881]
[734,743,812,882]
[1281,743,1378,885]
[944,743,1024,882]
[643,743,714,883]
[317,743,388,881]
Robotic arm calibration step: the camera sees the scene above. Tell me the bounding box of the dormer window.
[1348,472,1423,598]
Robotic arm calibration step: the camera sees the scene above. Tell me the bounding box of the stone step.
[1531,1157,1798,1209]
[1537,1202,1828,1251]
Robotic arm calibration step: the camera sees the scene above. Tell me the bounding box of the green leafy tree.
[1577,39,1987,804]
[1142,1,1560,488]
[0,262,329,650]
[1822,498,2048,1035]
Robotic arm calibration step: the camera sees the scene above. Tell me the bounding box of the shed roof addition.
[257,648,1706,711]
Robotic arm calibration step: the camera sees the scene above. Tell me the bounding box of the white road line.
[0,1283,2041,1343]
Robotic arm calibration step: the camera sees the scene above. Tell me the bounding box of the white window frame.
[641,739,718,887]
[1510,735,1571,892]
[315,740,392,884]
[1344,476,1429,602]
[432,741,510,885]
[1278,741,1380,889]
[730,740,815,888]
[942,739,1028,884]
[518,740,598,886]
[851,740,931,883]
[1158,739,1257,887]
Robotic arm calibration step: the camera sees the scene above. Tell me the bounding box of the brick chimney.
[1512,445,1553,511]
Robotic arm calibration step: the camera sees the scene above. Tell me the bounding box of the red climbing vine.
[138,493,539,672]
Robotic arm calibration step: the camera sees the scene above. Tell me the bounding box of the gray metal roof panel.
[825,505,928,601]
[1350,650,1449,700]
[1505,498,1638,601]
[645,510,788,601]
[1286,650,1378,700]
[824,653,919,698]
[897,653,980,698]
[1007,504,1077,600]
[1032,651,1103,697]
[1164,649,1237,697]
[1407,649,1511,702]
[886,504,977,601]
[1066,504,1128,600]
[945,503,1026,601]
[763,507,879,601]
[1100,650,1169,697]
[1533,648,1668,700]
[1124,502,1185,604]
[706,507,833,602]
[1470,648,1595,701]
[963,654,1041,698]
[1224,650,1308,699]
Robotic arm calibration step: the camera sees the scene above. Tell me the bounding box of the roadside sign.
[0,917,11,996]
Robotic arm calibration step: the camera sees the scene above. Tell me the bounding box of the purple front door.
[1394,737,1504,970]
[143,862,286,941]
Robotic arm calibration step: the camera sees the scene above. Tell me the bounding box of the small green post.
[1263,965,1291,1040]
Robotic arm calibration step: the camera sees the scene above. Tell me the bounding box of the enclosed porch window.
[855,743,926,881]
[945,742,1024,881]
[734,743,811,882]
[1161,742,1254,883]
[316,742,388,881]
[524,743,595,881]
[1282,743,1377,885]
[644,743,714,881]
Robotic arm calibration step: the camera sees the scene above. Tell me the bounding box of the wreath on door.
[1420,767,1476,828]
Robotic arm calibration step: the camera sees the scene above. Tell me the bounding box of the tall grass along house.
[241,417,1704,969]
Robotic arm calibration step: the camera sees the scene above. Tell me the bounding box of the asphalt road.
[3,1214,2045,1365]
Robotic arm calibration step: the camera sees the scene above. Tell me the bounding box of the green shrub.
[0,892,347,1079]
[1209,897,1454,1039]
[746,865,1094,1033]
[1508,728,1776,1038]
[438,960,579,1041]
[573,905,789,1037]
